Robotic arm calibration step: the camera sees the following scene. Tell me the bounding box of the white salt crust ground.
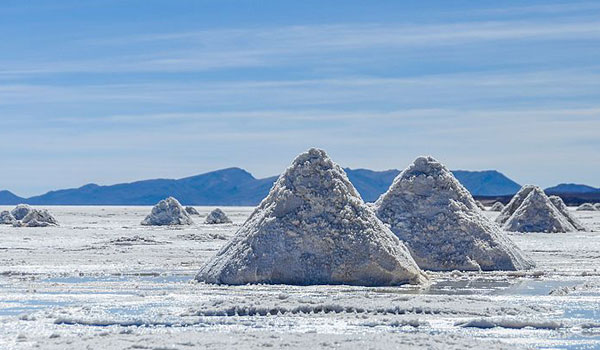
[1,206,600,349]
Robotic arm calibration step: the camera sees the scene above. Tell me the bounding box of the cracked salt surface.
[1,206,600,349]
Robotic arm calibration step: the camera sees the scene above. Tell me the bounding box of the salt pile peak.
[374,156,534,271]
[185,206,200,215]
[14,209,59,227]
[577,203,598,211]
[204,208,232,224]
[0,211,16,225]
[495,185,537,225]
[549,196,587,231]
[503,189,576,233]
[11,204,32,221]
[196,148,426,286]
[490,202,505,212]
[475,200,486,210]
[141,197,193,226]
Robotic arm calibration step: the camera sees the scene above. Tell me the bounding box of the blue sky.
[1,0,599,196]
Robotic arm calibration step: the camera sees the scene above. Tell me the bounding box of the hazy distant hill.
[344,168,401,202]
[0,190,26,205]
[24,168,276,206]
[1,167,528,206]
[545,183,599,194]
[451,170,521,196]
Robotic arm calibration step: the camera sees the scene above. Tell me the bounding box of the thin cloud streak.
[1,68,599,108]
[1,19,600,76]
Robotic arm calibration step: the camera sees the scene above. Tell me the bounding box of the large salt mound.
[374,156,534,272]
[14,209,59,227]
[197,148,426,286]
[503,189,576,233]
[549,196,587,231]
[490,202,505,212]
[0,211,16,225]
[495,185,537,225]
[577,203,598,211]
[11,204,32,221]
[141,197,193,226]
[204,208,232,224]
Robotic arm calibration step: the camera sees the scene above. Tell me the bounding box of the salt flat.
[1,206,600,349]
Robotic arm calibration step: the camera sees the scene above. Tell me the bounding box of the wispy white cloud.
[462,2,600,16]
[1,68,599,111]
[1,18,600,76]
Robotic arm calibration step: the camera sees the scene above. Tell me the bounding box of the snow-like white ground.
[1,206,600,349]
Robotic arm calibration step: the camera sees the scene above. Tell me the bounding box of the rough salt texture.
[197,148,426,286]
[11,204,32,221]
[0,210,16,225]
[204,208,232,224]
[185,206,200,215]
[577,203,598,211]
[374,156,534,272]
[503,189,576,233]
[141,197,193,226]
[475,200,486,210]
[495,185,537,225]
[14,209,59,227]
[490,202,505,212]
[549,196,587,231]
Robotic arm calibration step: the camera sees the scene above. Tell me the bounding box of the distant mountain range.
[0,167,597,206]
[545,183,600,194]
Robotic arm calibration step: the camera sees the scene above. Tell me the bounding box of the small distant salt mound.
[374,156,534,272]
[0,211,16,225]
[197,148,426,286]
[577,203,598,211]
[141,197,193,226]
[185,206,200,216]
[549,196,587,231]
[595,203,600,211]
[204,208,232,224]
[475,200,486,210]
[11,204,32,221]
[490,202,505,212]
[503,189,576,233]
[495,185,537,225]
[14,209,59,227]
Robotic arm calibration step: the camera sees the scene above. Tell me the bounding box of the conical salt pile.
[197,148,426,286]
[0,211,16,225]
[577,203,597,211]
[495,185,537,225]
[185,206,200,215]
[549,196,587,231]
[204,208,232,224]
[14,209,59,227]
[11,204,32,221]
[595,203,600,211]
[490,202,505,212]
[141,197,193,226]
[503,189,576,233]
[475,200,486,210]
[374,156,534,271]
